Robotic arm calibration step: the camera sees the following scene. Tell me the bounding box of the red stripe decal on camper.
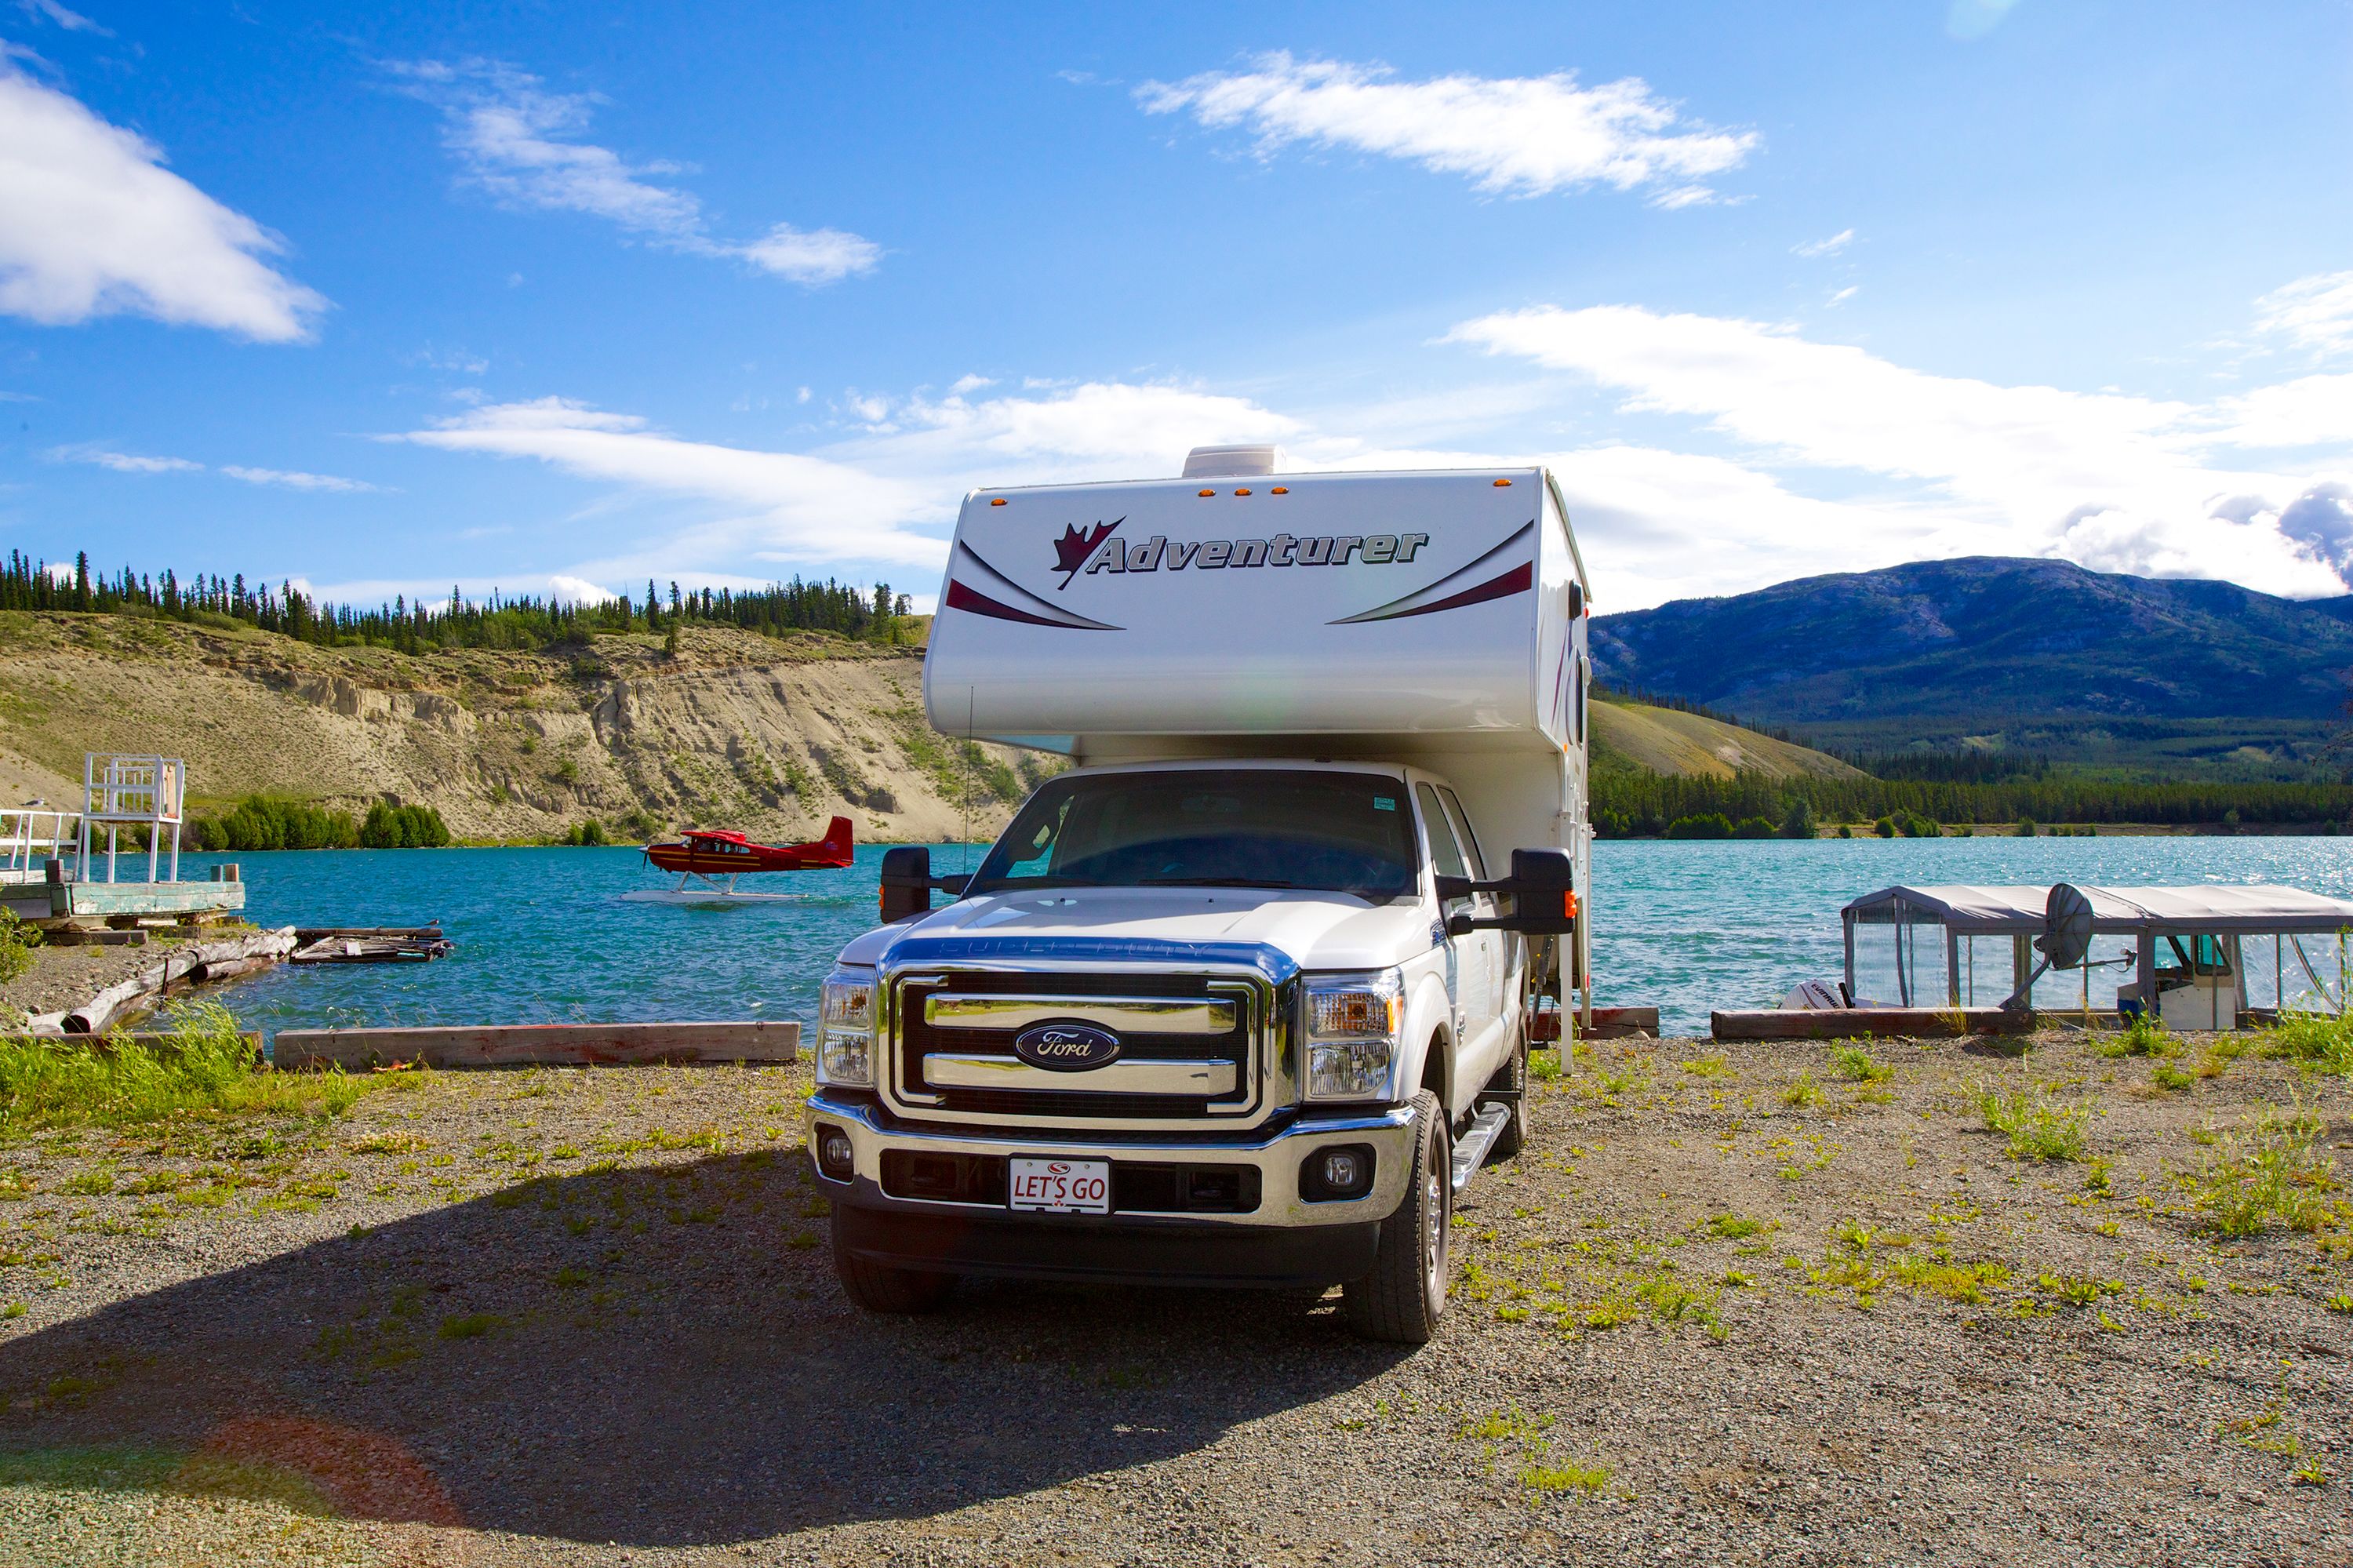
[1366,562,1534,620]
[943,578,1107,628]
[1329,520,1536,625]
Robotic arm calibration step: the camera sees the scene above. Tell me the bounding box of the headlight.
[1302,970,1403,1101]
[816,970,875,1087]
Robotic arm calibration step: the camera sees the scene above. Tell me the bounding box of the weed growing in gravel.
[1704,1214,1766,1239]
[0,1002,373,1132]
[1520,1461,1610,1498]
[1829,1045,1893,1082]
[2152,1064,2195,1093]
[2037,1273,2126,1309]
[2260,1013,2353,1076]
[2192,1101,2337,1238]
[1528,1050,1562,1082]
[1780,1073,1823,1109]
[1681,1056,1729,1079]
[1973,1084,2089,1162]
[2100,1017,2177,1059]
[438,1312,507,1340]
[347,1131,429,1155]
[2326,1293,2353,1314]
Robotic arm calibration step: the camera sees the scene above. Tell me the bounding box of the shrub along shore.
[1597,765,2353,839]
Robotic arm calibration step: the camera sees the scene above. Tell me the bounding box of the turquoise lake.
[183,835,2353,1039]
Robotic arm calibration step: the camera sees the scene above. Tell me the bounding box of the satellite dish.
[2037,883,2093,971]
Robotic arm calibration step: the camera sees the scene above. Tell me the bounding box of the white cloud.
[1793,228,1854,258]
[547,573,620,605]
[59,446,202,473]
[736,224,881,284]
[391,397,947,571]
[0,65,325,340]
[1137,52,1754,203]
[2254,270,2353,357]
[393,60,879,286]
[835,380,1304,487]
[2213,373,2353,449]
[51,444,378,490]
[1445,301,2353,596]
[220,464,382,493]
[16,0,108,34]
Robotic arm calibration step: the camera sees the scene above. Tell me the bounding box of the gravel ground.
[0,937,187,1029]
[2,1031,2350,1566]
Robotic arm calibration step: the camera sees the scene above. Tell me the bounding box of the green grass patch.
[2099,1016,2177,1059]
[0,1002,372,1133]
[1828,1044,1893,1082]
[2260,1012,2353,1075]
[1520,1461,1611,1497]
[2193,1101,2338,1238]
[1973,1084,2089,1162]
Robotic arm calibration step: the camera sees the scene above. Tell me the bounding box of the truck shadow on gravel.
[0,1151,1411,1547]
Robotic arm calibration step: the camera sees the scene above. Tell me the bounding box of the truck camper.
[806,446,1594,1341]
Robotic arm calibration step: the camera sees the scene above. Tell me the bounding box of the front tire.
[1343,1089,1450,1344]
[830,1211,957,1314]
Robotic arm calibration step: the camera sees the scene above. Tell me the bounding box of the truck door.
[1417,782,1503,1104]
[1439,784,1515,1034]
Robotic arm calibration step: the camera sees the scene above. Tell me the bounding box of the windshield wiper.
[1138,876,1305,890]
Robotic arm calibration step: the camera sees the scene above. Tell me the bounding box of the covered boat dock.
[1841,883,2353,1028]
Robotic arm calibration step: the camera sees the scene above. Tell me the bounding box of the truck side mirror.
[1500,848,1578,934]
[880,846,934,922]
[1439,848,1578,937]
[879,846,970,923]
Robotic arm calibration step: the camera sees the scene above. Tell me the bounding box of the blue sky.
[2,0,2350,613]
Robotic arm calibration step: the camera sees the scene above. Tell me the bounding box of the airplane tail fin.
[822,815,855,859]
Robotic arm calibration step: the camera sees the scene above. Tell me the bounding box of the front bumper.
[805,1090,1417,1287]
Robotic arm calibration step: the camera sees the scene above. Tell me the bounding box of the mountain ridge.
[1591,556,2353,766]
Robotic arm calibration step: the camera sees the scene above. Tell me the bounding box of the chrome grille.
[888,967,1269,1126]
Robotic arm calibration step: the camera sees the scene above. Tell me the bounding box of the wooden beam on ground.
[1583,1006,1660,1040]
[1712,1007,2036,1041]
[270,1020,801,1070]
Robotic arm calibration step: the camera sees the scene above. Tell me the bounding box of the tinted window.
[1438,786,1486,879]
[1416,783,1467,889]
[969,769,1417,899]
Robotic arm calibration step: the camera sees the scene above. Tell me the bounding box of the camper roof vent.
[1180,444,1282,479]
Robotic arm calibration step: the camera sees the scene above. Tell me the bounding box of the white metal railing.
[79,753,186,885]
[1,806,82,884]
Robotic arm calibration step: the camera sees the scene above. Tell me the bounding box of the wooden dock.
[271,1020,800,1070]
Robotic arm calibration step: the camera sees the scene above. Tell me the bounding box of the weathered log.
[63,927,298,1034]
[271,1020,800,1070]
[1711,1006,2035,1041]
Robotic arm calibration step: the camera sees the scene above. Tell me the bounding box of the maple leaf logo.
[1052,518,1122,589]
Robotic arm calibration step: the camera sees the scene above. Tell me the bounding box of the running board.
[1449,1103,1513,1193]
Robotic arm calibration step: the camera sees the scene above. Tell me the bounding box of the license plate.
[1008,1157,1111,1213]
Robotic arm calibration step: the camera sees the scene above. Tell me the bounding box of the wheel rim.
[1421,1155,1446,1302]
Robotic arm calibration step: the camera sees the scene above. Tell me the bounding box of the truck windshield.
[966,769,1418,900]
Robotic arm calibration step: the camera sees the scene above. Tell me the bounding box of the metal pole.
[1843,911,1856,1002]
[1947,928,1961,1007]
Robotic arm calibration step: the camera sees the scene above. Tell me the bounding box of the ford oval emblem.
[1013,1022,1122,1071]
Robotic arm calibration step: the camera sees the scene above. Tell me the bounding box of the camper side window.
[1416,784,1469,903]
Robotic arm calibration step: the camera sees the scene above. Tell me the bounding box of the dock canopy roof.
[1842,884,2353,937]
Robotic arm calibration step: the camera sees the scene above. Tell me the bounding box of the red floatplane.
[625,817,855,904]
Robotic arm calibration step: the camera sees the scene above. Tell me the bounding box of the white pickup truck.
[806,447,1595,1341]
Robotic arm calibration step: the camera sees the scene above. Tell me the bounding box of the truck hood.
[836,886,1436,976]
